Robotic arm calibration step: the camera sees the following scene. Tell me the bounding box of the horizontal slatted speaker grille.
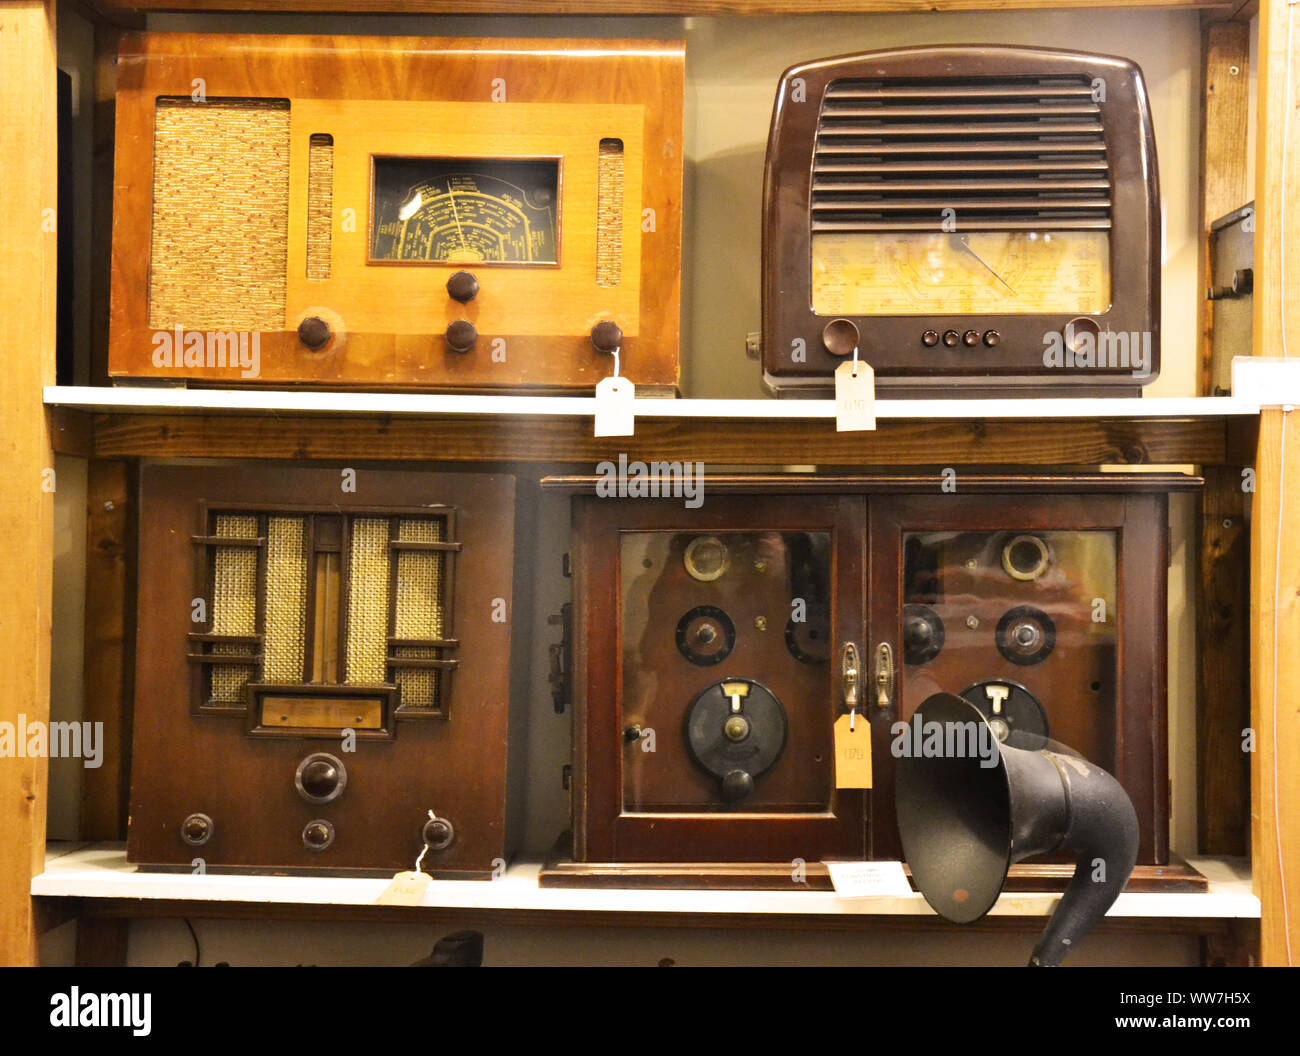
[813,76,1111,234]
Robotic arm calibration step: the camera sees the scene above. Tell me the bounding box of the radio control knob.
[721,769,754,802]
[822,318,859,358]
[297,316,332,351]
[446,270,479,304]
[983,330,1002,348]
[423,816,455,851]
[295,753,347,804]
[180,813,213,847]
[445,319,478,354]
[942,329,961,348]
[590,320,623,353]
[921,330,940,347]
[302,819,335,851]
[962,330,981,347]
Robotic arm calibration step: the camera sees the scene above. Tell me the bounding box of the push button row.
[921,329,1001,349]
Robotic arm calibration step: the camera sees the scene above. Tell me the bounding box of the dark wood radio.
[541,474,1201,891]
[761,46,1160,398]
[127,465,522,877]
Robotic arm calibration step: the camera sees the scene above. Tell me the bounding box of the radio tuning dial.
[422,816,456,851]
[180,813,213,847]
[302,819,335,851]
[445,319,478,354]
[297,316,332,351]
[822,318,859,357]
[590,320,623,353]
[295,753,347,804]
[446,270,480,304]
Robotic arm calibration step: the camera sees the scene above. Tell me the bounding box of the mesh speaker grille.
[597,138,624,287]
[307,134,334,280]
[345,518,390,684]
[211,514,259,703]
[394,518,445,709]
[149,98,290,331]
[264,516,307,682]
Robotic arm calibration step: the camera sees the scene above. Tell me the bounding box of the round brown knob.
[590,320,623,353]
[180,813,213,847]
[302,819,335,851]
[295,753,347,804]
[445,319,477,354]
[821,318,859,357]
[297,316,332,351]
[446,270,479,304]
[423,816,455,851]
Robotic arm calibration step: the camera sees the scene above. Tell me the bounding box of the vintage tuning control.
[446,270,479,303]
[302,819,335,851]
[423,814,456,851]
[684,678,788,802]
[297,316,332,351]
[295,753,347,804]
[445,319,478,354]
[590,320,623,354]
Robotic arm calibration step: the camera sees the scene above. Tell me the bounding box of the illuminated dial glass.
[371,156,559,264]
[811,230,1111,316]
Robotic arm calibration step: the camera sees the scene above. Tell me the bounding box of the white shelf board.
[32,843,1259,921]
[44,386,1261,421]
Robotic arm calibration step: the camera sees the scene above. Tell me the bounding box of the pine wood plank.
[1250,0,1300,969]
[1198,20,1251,397]
[0,0,58,968]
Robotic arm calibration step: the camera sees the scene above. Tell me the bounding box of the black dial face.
[370,156,559,265]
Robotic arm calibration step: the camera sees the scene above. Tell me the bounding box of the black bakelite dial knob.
[591,320,623,353]
[295,753,347,804]
[445,319,478,353]
[300,760,338,798]
[423,817,455,851]
[180,813,213,846]
[446,271,479,304]
[303,820,334,851]
[297,316,331,351]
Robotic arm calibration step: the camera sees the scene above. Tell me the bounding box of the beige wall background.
[43,5,1222,966]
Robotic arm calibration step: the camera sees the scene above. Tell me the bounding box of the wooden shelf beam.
[80,1,1237,18]
[54,408,1247,467]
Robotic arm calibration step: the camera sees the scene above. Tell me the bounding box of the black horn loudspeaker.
[895,693,1139,966]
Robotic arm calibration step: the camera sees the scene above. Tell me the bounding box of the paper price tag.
[833,712,873,788]
[376,870,432,906]
[834,360,876,432]
[824,860,911,898]
[594,376,635,437]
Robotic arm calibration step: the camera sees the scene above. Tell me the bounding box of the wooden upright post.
[1252,0,1300,968]
[0,0,58,967]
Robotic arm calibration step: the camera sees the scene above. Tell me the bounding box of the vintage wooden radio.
[541,474,1201,890]
[127,465,523,876]
[108,34,684,393]
[760,46,1160,397]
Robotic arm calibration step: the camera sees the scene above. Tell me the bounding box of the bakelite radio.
[761,46,1160,397]
[541,475,1203,891]
[108,34,684,393]
[127,466,523,876]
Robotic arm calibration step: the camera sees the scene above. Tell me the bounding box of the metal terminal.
[873,641,894,711]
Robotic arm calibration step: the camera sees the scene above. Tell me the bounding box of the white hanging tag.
[376,810,437,905]
[595,375,635,437]
[835,353,876,432]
